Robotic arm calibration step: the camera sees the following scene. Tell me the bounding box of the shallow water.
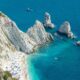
[27,39,80,80]
[0,0,80,80]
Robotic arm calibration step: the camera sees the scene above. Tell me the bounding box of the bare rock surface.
[44,12,55,28]
[58,21,74,38]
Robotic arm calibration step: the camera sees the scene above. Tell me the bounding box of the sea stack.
[58,21,74,38]
[44,12,55,29]
[76,41,80,46]
[27,20,54,44]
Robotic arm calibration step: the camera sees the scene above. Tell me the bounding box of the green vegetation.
[0,68,18,80]
[3,71,12,80]
[0,12,5,17]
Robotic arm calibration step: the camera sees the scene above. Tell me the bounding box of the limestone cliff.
[27,20,54,45]
[0,12,36,53]
[0,12,54,80]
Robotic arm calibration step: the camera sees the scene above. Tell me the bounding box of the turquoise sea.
[0,0,80,80]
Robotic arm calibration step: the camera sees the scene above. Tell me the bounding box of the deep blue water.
[0,0,80,80]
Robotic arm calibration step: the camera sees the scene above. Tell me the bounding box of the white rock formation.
[27,20,54,44]
[0,12,37,53]
[0,12,54,80]
[44,12,55,28]
[58,21,74,38]
[0,12,27,80]
[76,41,80,46]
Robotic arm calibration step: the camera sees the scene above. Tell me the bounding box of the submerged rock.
[54,57,59,61]
[44,12,55,29]
[58,21,74,38]
[0,12,31,80]
[27,20,54,44]
[26,8,33,12]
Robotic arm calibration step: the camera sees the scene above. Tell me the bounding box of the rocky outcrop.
[58,21,74,38]
[76,41,80,46]
[27,20,54,45]
[0,12,37,53]
[44,12,55,28]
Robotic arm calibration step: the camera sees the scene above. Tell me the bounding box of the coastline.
[0,12,53,80]
[0,9,80,80]
[26,55,40,80]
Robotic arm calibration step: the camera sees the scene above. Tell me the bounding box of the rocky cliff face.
[0,22,16,52]
[27,20,53,45]
[0,12,53,53]
[0,12,37,53]
[0,12,53,80]
[0,13,27,79]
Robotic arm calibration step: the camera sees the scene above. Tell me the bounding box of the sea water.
[0,0,80,80]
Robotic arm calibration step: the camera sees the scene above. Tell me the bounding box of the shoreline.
[26,55,40,80]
